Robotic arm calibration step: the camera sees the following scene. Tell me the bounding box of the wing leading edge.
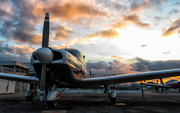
[0,72,39,84]
[81,68,180,87]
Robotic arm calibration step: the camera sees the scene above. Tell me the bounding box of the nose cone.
[35,47,53,63]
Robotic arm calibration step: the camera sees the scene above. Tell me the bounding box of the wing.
[0,72,39,84]
[81,68,180,87]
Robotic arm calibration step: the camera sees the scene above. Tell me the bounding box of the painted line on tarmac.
[114,103,126,106]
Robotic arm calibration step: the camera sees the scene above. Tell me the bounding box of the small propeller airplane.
[1,13,180,108]
[143,79,180,92]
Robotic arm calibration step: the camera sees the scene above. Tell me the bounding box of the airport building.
[0,61,29,94]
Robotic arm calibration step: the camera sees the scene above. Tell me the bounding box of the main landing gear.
[104,85,117,103]
[25,84,37,101]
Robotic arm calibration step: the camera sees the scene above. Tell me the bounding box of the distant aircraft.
[143,82,156,90]
[164,79,180,88]
[143,79,180,92]
[1,13,180,108]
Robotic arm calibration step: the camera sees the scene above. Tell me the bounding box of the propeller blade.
[40,63,46,101]
[39,13,50,101]
[42,13,49,47]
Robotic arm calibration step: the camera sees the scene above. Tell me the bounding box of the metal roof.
[0,61,29,69]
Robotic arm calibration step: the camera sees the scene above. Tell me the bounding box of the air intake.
[52,51,63,60]
[33,50,63,61]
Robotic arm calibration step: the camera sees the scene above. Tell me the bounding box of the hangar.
[0,61,29,94]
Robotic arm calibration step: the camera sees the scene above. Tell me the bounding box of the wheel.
[111,98,116,103]
[26,96,33,101]
[47,101,58,109]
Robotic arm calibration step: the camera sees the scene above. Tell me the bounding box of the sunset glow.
[1,0,180,79]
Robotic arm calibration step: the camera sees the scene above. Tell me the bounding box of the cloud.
[131,57,180,72]
[81,14,149,44]
[0,40,34,62]
[111,56,124,59]
[141,44,147,47]
[87,60,137,77]
[33,0,108,21]
[168,9,179,15]
[86,28,119,39]
[154,16,163,21]
[163,52,170,54]
[12,45,35,56]
[87,57,180,77]
[123,14,150,28]
[0,40,13,54]
[51,25,73,40]
[130,0,163,13]
[171,2,180,6]
[49,45,65,49]
[102,1,127,12]
[112,21,130,29]
[112,14,150,29]
[0,20,42,44]
[0,1,43,45]
[0,0,109,45]
[0,0,13,19]
[162,19,180,37]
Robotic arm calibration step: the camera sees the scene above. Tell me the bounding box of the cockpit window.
[171,79,178,82]
[65,49,81,59]
[65,48,86,67]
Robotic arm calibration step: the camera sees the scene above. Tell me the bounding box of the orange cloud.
[51,25,73,40]
[112,21,130,29]
[111,56,124,59]
[33,0,108,21]
[50,45,65,49]
[83,14,149,40]
[162,19,180,37]
[12,45,35,55]
[123,14,150,28]
[112,14,150,29]
[178,30,180,34]
[86,28,119,39]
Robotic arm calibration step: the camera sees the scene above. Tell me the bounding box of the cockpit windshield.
[65,48,86,66]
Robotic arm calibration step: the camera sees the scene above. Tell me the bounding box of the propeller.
[35,13,53,101]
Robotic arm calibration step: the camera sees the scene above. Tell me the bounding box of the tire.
[111,98,116,103]
[26,96,33,101]
[47,101,58,109]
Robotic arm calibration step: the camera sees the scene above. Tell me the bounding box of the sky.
[1,0,180,80]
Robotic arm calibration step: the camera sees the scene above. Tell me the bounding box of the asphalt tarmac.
[0,90,180,113]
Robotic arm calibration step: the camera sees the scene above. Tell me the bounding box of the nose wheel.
[111,98,116,103]
[47,101,58,109]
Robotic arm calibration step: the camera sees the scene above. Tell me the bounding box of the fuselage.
[164,79,180,88]
[30,48,87,88]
